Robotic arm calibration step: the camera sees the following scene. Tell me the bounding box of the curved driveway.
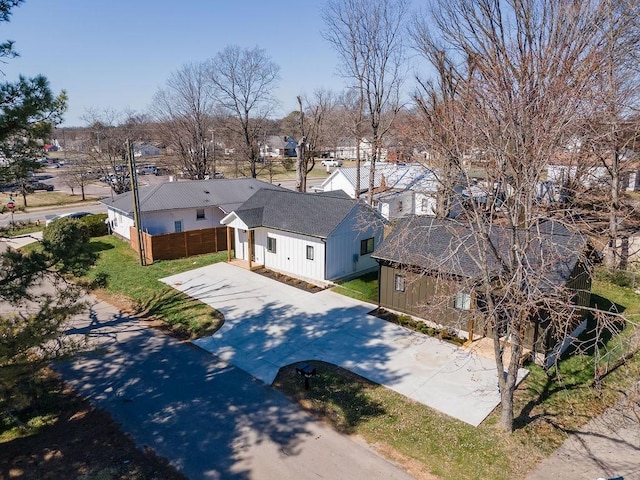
[58,298,413,480]
[161,262,526,427]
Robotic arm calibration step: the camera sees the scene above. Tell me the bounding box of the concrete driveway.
[58,298,413,480]
[162,262,527,426]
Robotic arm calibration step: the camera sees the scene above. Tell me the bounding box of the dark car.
[45,211,92,226]
[26,181,54,192]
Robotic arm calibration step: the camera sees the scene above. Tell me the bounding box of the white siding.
[107,209,134,239]
[321,172,356,198]
[414,193,437,216]
[325,206,383,280]
[139,206,225,235]
[254,228,326,282]
[234,228,249,261]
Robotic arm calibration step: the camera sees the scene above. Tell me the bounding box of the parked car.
[321,159,343,167]
[26,181,54,192]
[45,211,92,226]
[136,165,159,175]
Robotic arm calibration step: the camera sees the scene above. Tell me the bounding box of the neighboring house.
[372,216,592,365]
[260,135,297,158]
[329,137,387,161]
[320,163,440,220]
[221,189,386,284]
[101,178,284,262]
[547,149,640,192]
[134,143,162,157]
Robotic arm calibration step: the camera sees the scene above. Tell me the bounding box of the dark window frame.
[360,237,375,255]
[267,236,277,253]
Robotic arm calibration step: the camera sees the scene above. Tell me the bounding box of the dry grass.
[5,191,99,210]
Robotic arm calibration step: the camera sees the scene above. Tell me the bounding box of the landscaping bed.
[369,307,466,346]
[252,266,324,293]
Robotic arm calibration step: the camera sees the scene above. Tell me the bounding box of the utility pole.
[126,139,146,266]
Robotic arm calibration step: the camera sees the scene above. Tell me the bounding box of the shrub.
[42,217,95,275]
[281,157,295,171]
[80,213,108,237]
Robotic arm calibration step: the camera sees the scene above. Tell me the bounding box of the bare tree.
[151,63,216,179]
[323,0,407,204]
[410,0,625,432]
[207,45,280,179]
[294,90,336,192]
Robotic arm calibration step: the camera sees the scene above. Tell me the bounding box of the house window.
[267,236,277,253]
[398,200,403,212]
[394,274,406,292]
[360,237,375,255]
[306,245,314,260]
[174,220,183,233]
[196,208,205,220]
[455,292,472,310]
[421,198,429,213]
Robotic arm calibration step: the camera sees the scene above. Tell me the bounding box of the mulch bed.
[252,267,325,293]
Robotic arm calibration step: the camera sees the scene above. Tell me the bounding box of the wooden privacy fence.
[129,226,230,264]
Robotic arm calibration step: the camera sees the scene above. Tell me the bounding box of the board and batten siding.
[254,228,326,282]
[325,207,382,280]
[378,264,473,331]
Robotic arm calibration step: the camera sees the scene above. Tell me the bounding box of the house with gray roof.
[221,189,386,284]
[319,163,440,220]
[101,178,285,261]
[372,216,592,365]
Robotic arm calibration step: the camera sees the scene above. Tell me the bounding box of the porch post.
[226,226,232,262]
[248,230,253,270]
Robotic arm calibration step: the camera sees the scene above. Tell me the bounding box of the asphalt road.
[57,299,414,480]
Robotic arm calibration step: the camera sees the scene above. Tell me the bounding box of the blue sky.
[1,0,355,127]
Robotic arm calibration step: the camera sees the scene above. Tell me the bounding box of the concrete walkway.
[59,297,414,480]
[161,262,527,427]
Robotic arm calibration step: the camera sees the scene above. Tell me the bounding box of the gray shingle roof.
[372,216,587,289]
[100,178,285,216]
[232,189,382,238]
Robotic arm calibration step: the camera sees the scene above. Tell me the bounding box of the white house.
[319,163,440,220]
[101,178,284,240]
[221,189,386,284]
[329,137,387,161]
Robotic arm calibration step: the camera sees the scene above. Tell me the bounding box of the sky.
[1,0,358,127]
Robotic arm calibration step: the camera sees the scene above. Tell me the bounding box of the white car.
[321,159,343,167]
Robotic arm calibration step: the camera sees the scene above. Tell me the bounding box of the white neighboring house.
[329,137,387,161]
[319,163,440,220]
[101,178,284,240]
[221,190,386,284]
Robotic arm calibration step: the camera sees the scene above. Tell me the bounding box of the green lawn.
[331,271,378,302]
[85,236,227,338]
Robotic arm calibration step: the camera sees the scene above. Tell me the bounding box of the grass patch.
[84,236,226,338]
[0,221,43,237]
[274,362,519,480]
[2,191,99,211]
[332,271,378,302]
